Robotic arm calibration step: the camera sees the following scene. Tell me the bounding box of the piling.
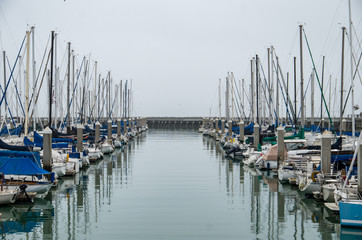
[321,131,332,175]
[43,127,52,172]
[123,118,127,134]
[228,120,232,140]
[211,119,214,131]
[215,118,219,135]
[221,119,225,134]
[239,120,244,143]
[117,119,121,136]
[95,121,100,144]
[202,117,205,127]
[107,119,112,143]
[342,119,347,133]
[77,124,84,152]
[277,125,284,165]
[359,143,362,192]
[254,123,260,149]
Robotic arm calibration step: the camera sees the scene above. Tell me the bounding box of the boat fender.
[312,213,319,223]
[311,171,319,182]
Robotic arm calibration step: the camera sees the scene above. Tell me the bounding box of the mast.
[54,33,58,128]
[250,59,255,123]
[120,80,122,118]
[49,31,54,126]
[321,56,325,121]
[124,80,127,119]
[31,26,36,131]
[2,51,5,124]
[225,75,229,120]
[108,71,111,119]
[67,42,71,134]
[311,70,314,126]
[329,75,332,130]
[271,46,275,124]
[242,78,245,120]
[348,0,355,140]
[94,61,97,121]
[276,56,280,125]
[25,31,30,135]
[256,55,259,124]
[218,78,221,119]
[299,25,305,128]
[231,72,234,121]
[72,50,75,124]
[267,48,271,123]
[340,27,346,136]
[286,72,289,122]
[294,57,297,127]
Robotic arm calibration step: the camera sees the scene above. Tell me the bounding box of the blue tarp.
[0,150,41,166]
[24,137,68,149]
[0,125,22,136]
[331,154,353,163]
[34,131,73,143]
[0,157,51,176]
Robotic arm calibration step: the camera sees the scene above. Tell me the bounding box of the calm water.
[0,129,359,239]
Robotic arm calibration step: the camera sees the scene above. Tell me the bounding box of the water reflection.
[203,136,341,239]
[0,130,353,239]
[0,132,146,239]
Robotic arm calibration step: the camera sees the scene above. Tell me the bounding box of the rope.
[303,29,335,134]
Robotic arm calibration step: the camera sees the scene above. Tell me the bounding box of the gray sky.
[0,0,362,118]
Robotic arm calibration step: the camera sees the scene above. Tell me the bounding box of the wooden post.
[321,131,332,175]
[239,120,244,143]
[277,126,285,167]
[117,118,121,137]
[107,119,112,143]
[254,123,260,149]
[43,127,53,172]
[77,124,84,152]
[95,121,100,144]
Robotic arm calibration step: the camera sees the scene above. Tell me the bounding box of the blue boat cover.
[0,125,22,136]
[24,137,69,149]
[0,150,41,166]
[34,131,73,143]
[0,157,51,176]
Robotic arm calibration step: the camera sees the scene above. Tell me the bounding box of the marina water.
[0,129,354,239]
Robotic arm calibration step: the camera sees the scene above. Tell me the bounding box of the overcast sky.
[0,0,362,118]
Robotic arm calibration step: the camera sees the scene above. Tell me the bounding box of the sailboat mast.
[321,56,325,121]
[348,0,355,140]
[120,80,122,118]
[225,75,229,120]
[67,42,71,134]
[94,61,97,121]
[299,25,305,128]
[49,31,54,127]
[340,27,346,136]
[256,55,259,125]
[267,48,271,123]
[54,33,58,128]
[31,26,36,131]
[25,31,30,135]
[276,56,280,125]
[2,51,5,123]
[72,51,75,124]
[231,72,234,121]
[311,70,315,126]
[218,78,221,119]
[294,57,297,127]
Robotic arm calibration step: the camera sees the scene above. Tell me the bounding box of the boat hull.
[0,190,18,205]
[339,201,362,227]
